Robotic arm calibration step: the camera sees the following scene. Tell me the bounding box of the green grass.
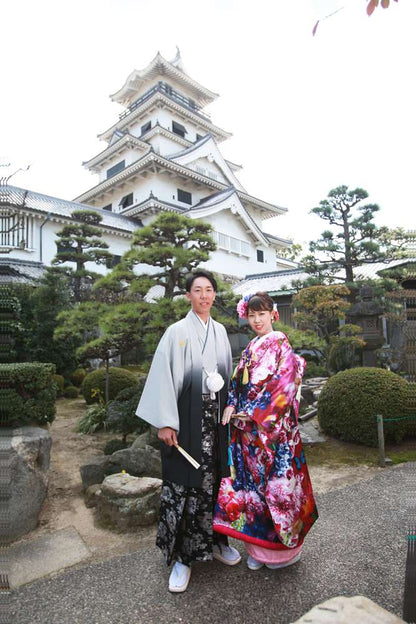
[303,436,416,468]
[304,439,380,467]
[388,450,416,465]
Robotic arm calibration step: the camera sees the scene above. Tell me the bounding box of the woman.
[213,292,318,570]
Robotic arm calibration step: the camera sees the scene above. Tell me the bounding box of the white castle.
[1,50,296,283]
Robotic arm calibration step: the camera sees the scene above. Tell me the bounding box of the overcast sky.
[2,0,414,249]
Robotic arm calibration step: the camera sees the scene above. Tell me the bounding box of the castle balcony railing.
[119,81,211,122]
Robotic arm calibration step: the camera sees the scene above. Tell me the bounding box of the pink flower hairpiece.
[236,294,253,319]
[236,295,280,321]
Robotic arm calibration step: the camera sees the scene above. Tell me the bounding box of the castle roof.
[1,186,137,236]
[110,51,218,108]
[74,151,286,219]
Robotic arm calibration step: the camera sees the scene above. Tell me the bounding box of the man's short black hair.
[185,270,217,292]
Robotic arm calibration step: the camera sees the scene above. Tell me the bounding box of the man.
[136,270,241,592]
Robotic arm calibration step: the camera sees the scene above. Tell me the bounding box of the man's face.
[186,277,216,318]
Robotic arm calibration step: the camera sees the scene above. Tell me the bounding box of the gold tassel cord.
[242,366,249,385]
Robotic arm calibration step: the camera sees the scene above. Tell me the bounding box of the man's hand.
[221,406,236,425]
[158,427,178,446]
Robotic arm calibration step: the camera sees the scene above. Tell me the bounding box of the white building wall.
[97,148,141,183]
[129,116,156,138]
[114,173,211,211]
[201,210,276,277]
[7,204,283,282]
[149,134,189,156]
[10,215,133,274]
[187,158,227,184]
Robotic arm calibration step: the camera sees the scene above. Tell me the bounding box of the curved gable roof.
[169,135,246,192]
[110,51,218,108]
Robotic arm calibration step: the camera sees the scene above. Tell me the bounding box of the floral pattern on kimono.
[213,331,318,550]
[156,397,226,566]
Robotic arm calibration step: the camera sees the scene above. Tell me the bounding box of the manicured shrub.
[105,381,148,442]
[76,404,107,434]
[318,367,408,446]
[51,374,65,396]
[0,362,57,426]
[81,367,137,404]
[63,385,79,398]
[103,439,129,455]
[70,368,87,387]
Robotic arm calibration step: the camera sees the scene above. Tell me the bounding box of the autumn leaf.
[367,0,398,15]
[367,0,378,16]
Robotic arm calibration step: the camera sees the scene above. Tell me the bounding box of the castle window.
[177,189,192,205]
[119,193,133,209]
[102,204,112,212]
[257,249,264,263]
[106,160,125,179]
[141,121,151,135]
[172,121,186,138]
[111,254,121,267]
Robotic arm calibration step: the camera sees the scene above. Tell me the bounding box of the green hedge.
[81,367,137,404]
[69,368,87,387]
[63,385,79,398]
[0,362,57,426]
[317,367,408,446]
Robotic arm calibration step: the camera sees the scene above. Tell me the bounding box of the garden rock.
[108,445,162,478]
[80,444,162,490]
[5,426,52,542]
[131,427,159,449]
[131,431,150,449]
[301,386,315,406]
[80,455,113,489]
[95,473,162,529]
[84,483,102,508]
[292,595,405,623]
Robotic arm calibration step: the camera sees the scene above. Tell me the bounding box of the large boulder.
[3,426,52,542]
[95,473,162,529]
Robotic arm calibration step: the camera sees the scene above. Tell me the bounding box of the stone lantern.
[347,285,384,367]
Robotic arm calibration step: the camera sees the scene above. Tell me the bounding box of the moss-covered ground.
[304,436,416,467]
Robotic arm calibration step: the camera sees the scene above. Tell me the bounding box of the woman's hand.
[158,427,178,446]
[222,406,236,425]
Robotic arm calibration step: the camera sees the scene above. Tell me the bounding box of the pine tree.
[27,270,79,373]
[95,212,215,299]
[303,185,406,285]
[52,209,113,301]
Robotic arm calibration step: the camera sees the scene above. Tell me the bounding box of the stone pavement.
[9,527,90,588]
[10,462,415,624]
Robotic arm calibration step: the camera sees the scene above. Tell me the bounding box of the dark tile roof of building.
[0,185,138,233]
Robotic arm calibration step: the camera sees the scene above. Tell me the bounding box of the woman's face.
[247,308,273,337]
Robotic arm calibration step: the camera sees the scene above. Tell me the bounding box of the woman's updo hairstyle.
[247,292,274,313]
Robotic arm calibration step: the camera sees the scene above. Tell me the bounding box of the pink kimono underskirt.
[245,543,302,564]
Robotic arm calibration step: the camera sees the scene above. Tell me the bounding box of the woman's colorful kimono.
[213,331,318,552]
